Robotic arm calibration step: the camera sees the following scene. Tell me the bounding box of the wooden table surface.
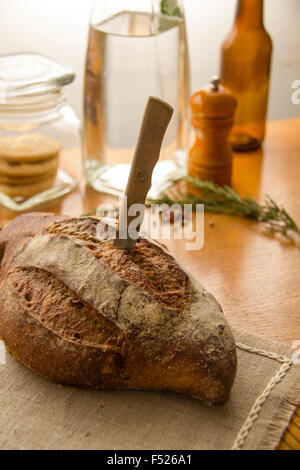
[0,118,299,450]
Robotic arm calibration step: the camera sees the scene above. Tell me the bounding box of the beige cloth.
[0,330,299,450]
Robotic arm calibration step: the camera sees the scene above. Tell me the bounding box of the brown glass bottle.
[221,0,272,151]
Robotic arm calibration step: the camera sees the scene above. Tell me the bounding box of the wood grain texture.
[0,118,299,449]
[116,96,173,249]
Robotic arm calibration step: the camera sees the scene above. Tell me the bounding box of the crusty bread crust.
[0,214,237,405]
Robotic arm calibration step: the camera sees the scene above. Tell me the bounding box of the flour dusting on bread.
[0,214,237,405]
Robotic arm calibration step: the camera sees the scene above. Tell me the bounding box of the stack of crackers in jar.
[0,133,61,198]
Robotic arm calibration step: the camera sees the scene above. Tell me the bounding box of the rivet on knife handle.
[114,96,174,250]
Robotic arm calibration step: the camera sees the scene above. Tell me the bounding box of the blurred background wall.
[0,0,299,120]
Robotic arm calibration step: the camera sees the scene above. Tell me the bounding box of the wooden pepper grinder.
[188,77,238,187]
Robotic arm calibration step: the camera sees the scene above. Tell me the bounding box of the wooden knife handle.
[114,96,174,250]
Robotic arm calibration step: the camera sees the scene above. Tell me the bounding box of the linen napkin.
[0,330,299,450]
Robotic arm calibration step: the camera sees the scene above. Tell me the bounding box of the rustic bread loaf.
[0,213,237,405]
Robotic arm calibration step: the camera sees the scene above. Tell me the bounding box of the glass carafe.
[83,0,190,198]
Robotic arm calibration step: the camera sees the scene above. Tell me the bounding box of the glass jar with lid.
[83,0,190,198]
[0,53,80,211]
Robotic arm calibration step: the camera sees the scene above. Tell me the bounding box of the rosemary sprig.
[81,209,98,217]
[81,177,300,246]
[160,0,182,17]
[149,176,300,245]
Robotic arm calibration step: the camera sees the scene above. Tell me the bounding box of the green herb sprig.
[81,176,300,246]
[160,0,181,17]
[149,176,300,246]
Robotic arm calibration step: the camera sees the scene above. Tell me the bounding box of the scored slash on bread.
[0,213,237,405]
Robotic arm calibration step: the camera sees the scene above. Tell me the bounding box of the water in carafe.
[83,8,190,197]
